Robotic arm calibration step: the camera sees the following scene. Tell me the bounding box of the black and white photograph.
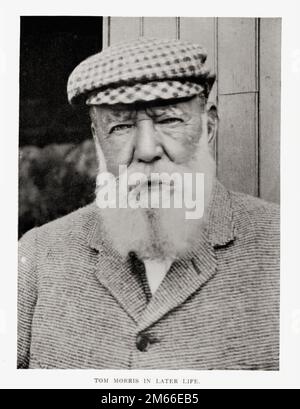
[17,16,280,370]
[0,0,300,390]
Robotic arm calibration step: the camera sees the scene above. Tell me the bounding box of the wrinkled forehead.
[91,95,205,123]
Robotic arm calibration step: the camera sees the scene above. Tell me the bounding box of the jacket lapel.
[137,232,218,332]
[138,179,236,332]
[86,205,148,324]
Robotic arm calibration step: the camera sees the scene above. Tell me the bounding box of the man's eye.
[157,118,183,125]
[109,124,134,134]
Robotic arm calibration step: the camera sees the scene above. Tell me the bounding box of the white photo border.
[0,0,300,389]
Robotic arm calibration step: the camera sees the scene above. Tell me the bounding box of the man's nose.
[134,119,163,163]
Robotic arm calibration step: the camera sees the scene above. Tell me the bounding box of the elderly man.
[18,38,279,370]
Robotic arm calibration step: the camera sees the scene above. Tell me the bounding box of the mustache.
[117,167,189,197]
[115,161,191,186]
[127,178,174,198]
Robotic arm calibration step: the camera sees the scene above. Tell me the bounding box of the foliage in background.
[19,140,97,238]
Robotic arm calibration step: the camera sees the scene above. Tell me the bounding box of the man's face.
[91,95,217,261]
[91,95,208,176]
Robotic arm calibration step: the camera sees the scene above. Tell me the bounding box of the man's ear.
[91,122,97,139]
[207,104,218,145]
[91,123,100,154]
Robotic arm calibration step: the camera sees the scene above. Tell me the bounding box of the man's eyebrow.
[146,105,185,117]
[105,109,136,122]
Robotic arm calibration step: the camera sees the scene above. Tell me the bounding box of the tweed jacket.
[18,180,280,370]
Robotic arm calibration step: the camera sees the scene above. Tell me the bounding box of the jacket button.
[136,334,151,352]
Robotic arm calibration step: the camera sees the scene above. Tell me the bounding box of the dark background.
[19,17,102,237]
[20,16,102,147]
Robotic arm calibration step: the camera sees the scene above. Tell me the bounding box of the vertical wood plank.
[217,93,258,196]
[180,17,217,104]
[102,17,109,48]
[218,18,257,94]
[259,18,281,204]
[143,17,177,39]
[109,17,141,44]
[216,18,259,196]
[180,18,216,70]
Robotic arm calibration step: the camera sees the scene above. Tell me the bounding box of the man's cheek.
[185,122,204,144]
[166,137,199,165]
[165,123,202,153]
[101,139,134,176]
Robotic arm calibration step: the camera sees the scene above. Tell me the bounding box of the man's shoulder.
[229,189,279,236]
[19,203,98,249]
[229,190,279,217]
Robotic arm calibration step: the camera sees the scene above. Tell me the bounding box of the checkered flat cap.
[67,37,216,106]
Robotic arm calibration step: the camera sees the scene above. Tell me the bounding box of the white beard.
[95,142,216,261]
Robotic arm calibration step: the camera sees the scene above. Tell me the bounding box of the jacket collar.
[205,178,236,247]
[85,179,236,328]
